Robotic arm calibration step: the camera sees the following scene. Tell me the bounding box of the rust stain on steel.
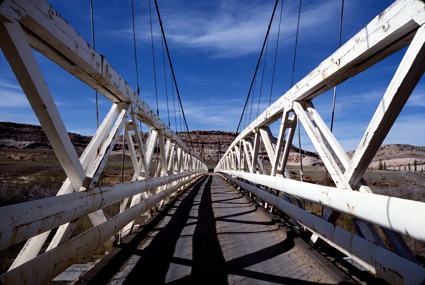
[346,202,355,215]
[382,264,404,284]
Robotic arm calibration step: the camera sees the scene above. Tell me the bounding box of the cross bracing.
[215,0,425,284]
[0,0,206,283]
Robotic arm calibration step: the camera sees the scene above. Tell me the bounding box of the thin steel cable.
[121,128,125,183]
[269,0,284,106]
[330,0,345,132]
[153,0,195,151]
[161,39,171,127]
[290,0,304,181]
[89,0,99,128]
[148,0,159,116]
[257,37,269,117]
[131,0,140,95]
[248,74,257,124]
[243,102,248,130]
[172,83,177,132]
[236,0,280,134]
[297,120,304,181]
[179,106,183,134]
[290,0,302,87]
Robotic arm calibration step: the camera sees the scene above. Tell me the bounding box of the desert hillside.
[0,122,91,151]
[368,144,425,171]
[1,122,424,170]
[177,130,322,166]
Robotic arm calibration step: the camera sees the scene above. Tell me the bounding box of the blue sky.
[0,0,424,151]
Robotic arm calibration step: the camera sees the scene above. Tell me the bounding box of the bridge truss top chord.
[216,0,425,284]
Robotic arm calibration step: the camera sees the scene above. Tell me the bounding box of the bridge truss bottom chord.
[75,174,360,284]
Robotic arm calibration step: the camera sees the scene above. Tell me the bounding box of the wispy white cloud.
[112,0,343,58]
[385,114,425,146]
[406,86,425,108]
[0,89,30,108]
[186,100,242,129]
[0,78,22,91]
[167,0,341,58]
[149,96,244,131]
[0,109,38,124]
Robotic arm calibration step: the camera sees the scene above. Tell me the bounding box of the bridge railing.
[0,0,207,284]
[215,0,425,284]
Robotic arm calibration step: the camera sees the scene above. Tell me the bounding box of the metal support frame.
[215,1,425,284]
[0,0,207,283]
[220,173,425,285]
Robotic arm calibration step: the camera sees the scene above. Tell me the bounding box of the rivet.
[382,22,389,32]
[48,8,55,19]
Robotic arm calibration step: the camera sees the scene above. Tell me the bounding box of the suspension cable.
[236,0,280,134]
[269,0,284,106]
[256,37,269,117]
[248,74,257,124]
[172,83,177,132]
[290,0,302,87]
[161,39,171,127]
[330,0,345,132]
[291,0,303,181]
[89,0,99,128]
[131,0,140,95]
[153,0,195,151]
[148,0,160,116]
[121,126,126,183]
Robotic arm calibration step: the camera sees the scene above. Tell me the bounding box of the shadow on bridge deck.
[75,174,355,285]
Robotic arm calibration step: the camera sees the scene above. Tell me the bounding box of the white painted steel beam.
[271,108,290,176]
[259,127,276,172]
[221,170,425,242]
[251,132,260,173]
[215,1,425,272]
[221,173,425,285]
[80,104,122,172]
[0,173,206,285]
[8,103,121,268]
[45,105,131,252]
[293,102,349,190]
[0,171,203,251]
[303,103,415,259]
[0,0,207,279]
[278,115,296,176]
[345,25,425,188]
[0,20,85,192]
[125,122,139,172]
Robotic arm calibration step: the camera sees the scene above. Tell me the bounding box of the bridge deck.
[76,174,353,284]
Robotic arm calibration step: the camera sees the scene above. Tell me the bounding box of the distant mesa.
[0,122,91,151]
[0,122,424,169]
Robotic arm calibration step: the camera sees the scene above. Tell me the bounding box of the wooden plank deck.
[76,174,355,284]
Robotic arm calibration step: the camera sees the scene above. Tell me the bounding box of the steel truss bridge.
[0,0,424,284]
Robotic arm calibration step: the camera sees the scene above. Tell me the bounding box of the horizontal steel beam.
[221,170,425,242]
[0,171,204,251]
[220,173,425,285]
[0,173,206,285]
